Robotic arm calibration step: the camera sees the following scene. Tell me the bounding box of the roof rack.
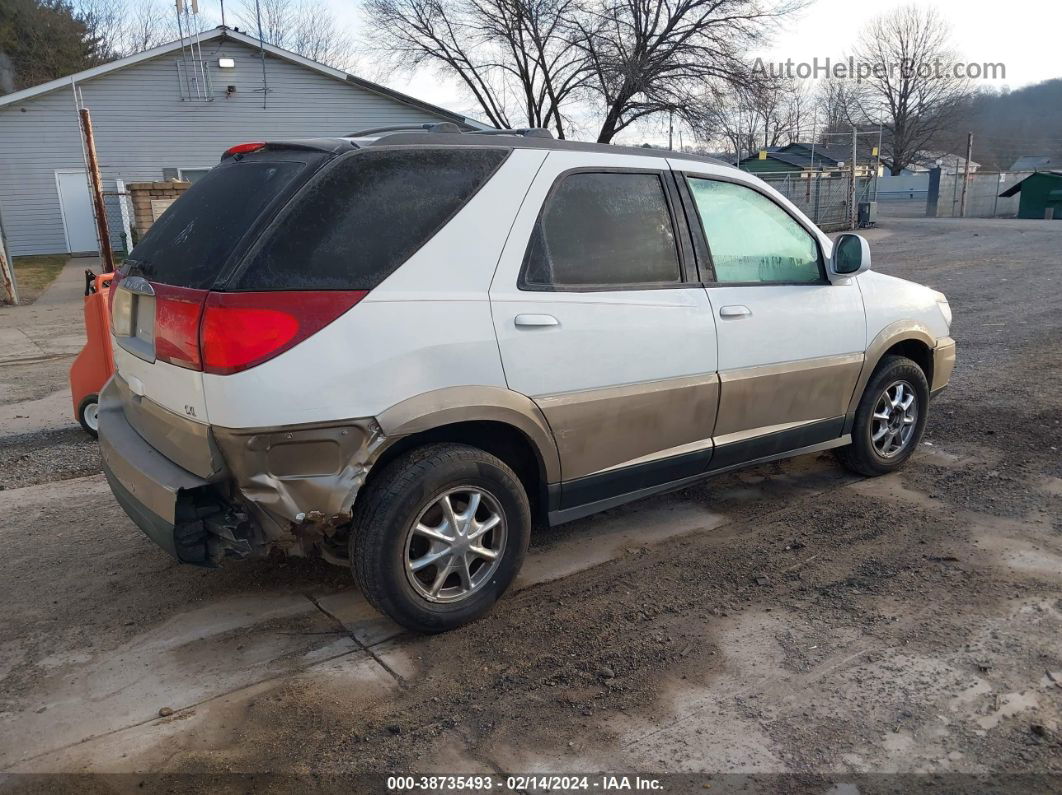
[465,127,554,139]
[345,123,555,140]
[346,122,463,137]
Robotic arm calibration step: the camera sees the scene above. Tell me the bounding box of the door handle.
[719,305,752,319]
[514,314,559,328]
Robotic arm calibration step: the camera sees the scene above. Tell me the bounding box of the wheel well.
[366,420,548,525]
[881,338,933,385]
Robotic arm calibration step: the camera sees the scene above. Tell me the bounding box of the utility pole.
[850,126,858,229]
[79,107,115,272]
[959,132,973,218]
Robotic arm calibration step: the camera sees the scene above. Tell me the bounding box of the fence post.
[813,171,822,225]
[926,168,941,217]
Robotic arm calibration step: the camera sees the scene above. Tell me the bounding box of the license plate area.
[113,276,157,362]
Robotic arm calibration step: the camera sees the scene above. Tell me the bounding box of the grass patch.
[10,255,67,304]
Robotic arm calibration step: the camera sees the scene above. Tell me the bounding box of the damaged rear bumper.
[98,376,388,565]
[98,379,234,565]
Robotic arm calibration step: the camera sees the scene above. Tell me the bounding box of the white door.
[55,170,98,254]
[672,164,867,466]
[489,151,719,507]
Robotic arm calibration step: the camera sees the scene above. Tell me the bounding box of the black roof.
[366,129,736,169]
[255,126,735,170]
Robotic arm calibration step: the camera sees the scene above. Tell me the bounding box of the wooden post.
[79,107,115,273]
[0,226,18,305]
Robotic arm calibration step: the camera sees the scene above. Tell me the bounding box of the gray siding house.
[0,27,483,256]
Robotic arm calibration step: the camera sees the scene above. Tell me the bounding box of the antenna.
[254,0,269,109]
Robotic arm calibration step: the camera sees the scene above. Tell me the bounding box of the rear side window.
[125,160,305,289]
[232,148,510,290]
[520,171,681,289]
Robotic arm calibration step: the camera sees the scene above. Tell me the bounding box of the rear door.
[489,151,719,509]
[670,160,866,467]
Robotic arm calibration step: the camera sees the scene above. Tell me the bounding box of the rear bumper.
[98,378,219,565]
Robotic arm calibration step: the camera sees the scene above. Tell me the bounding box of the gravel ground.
[0,217,1059,791]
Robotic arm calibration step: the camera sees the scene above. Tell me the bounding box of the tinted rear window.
[124,160,306,289]
[231,147,509,291]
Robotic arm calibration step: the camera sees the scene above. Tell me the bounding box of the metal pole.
[960,132,973,218]
[874,124,883,201]
[255,0,269,109]
[850,126,858,229]
[79,108,115,273]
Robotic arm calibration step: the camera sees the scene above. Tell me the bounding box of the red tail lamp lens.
[154,284,208,369]
[200,291,367,375]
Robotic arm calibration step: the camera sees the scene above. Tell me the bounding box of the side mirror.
[830,233,871,278]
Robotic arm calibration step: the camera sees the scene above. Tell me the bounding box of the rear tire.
[350,443,531,633]
[78,394,100,439]
[835,355,929,477]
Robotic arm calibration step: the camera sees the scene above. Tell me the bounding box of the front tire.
[350,443,531,633]
[835,355,929,476]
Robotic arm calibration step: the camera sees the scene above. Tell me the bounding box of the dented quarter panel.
[212,418,388,547]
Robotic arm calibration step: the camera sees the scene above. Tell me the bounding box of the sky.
[274,0,1062,137]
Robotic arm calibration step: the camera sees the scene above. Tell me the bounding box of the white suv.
[100,126,955,632]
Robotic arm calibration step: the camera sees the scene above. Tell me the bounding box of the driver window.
[686,177,822,284]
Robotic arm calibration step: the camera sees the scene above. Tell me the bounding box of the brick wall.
[127,180,191,242]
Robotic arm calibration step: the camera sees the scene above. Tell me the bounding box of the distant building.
[1009,155,1055,171]
[738,142,871,176]
[997,170,1062,219]
[0,27,485,256]
[894,152,980,176]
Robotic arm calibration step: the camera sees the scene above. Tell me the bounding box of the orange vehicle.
[69,270,116,437]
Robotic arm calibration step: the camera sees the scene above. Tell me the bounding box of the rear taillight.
[199,291,367,375]
[154,285,208,369]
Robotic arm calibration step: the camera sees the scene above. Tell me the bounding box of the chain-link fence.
[754,169,873,232]
[932,171,1029,218]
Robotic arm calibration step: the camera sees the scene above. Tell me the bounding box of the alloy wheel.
[404,487,507,604]
[871,380,918,458]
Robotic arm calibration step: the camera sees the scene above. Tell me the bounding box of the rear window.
[230,147,509,291]
[124,159,307,289]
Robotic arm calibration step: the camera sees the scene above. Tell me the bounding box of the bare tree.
[238,0,356,70]
[363,0,589,137]
[73,0,177,57]
[573,0,804,143]
[850,5,970,174]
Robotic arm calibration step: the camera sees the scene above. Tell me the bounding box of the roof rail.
[346,122,463,137]
[466,127,554,139]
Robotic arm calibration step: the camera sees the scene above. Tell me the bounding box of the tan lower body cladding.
[535,353,865,481]
[535,374,720,481]
[714,353,864,445]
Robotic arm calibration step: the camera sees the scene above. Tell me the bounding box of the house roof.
[1009,155,1054,171]
[739,148,845,170]
[0,26,488,128]
[998,169,1062,197]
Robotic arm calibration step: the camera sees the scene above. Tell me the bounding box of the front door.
[489,151,719,513]
[55,170,98,254]
[672,164,867,468]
